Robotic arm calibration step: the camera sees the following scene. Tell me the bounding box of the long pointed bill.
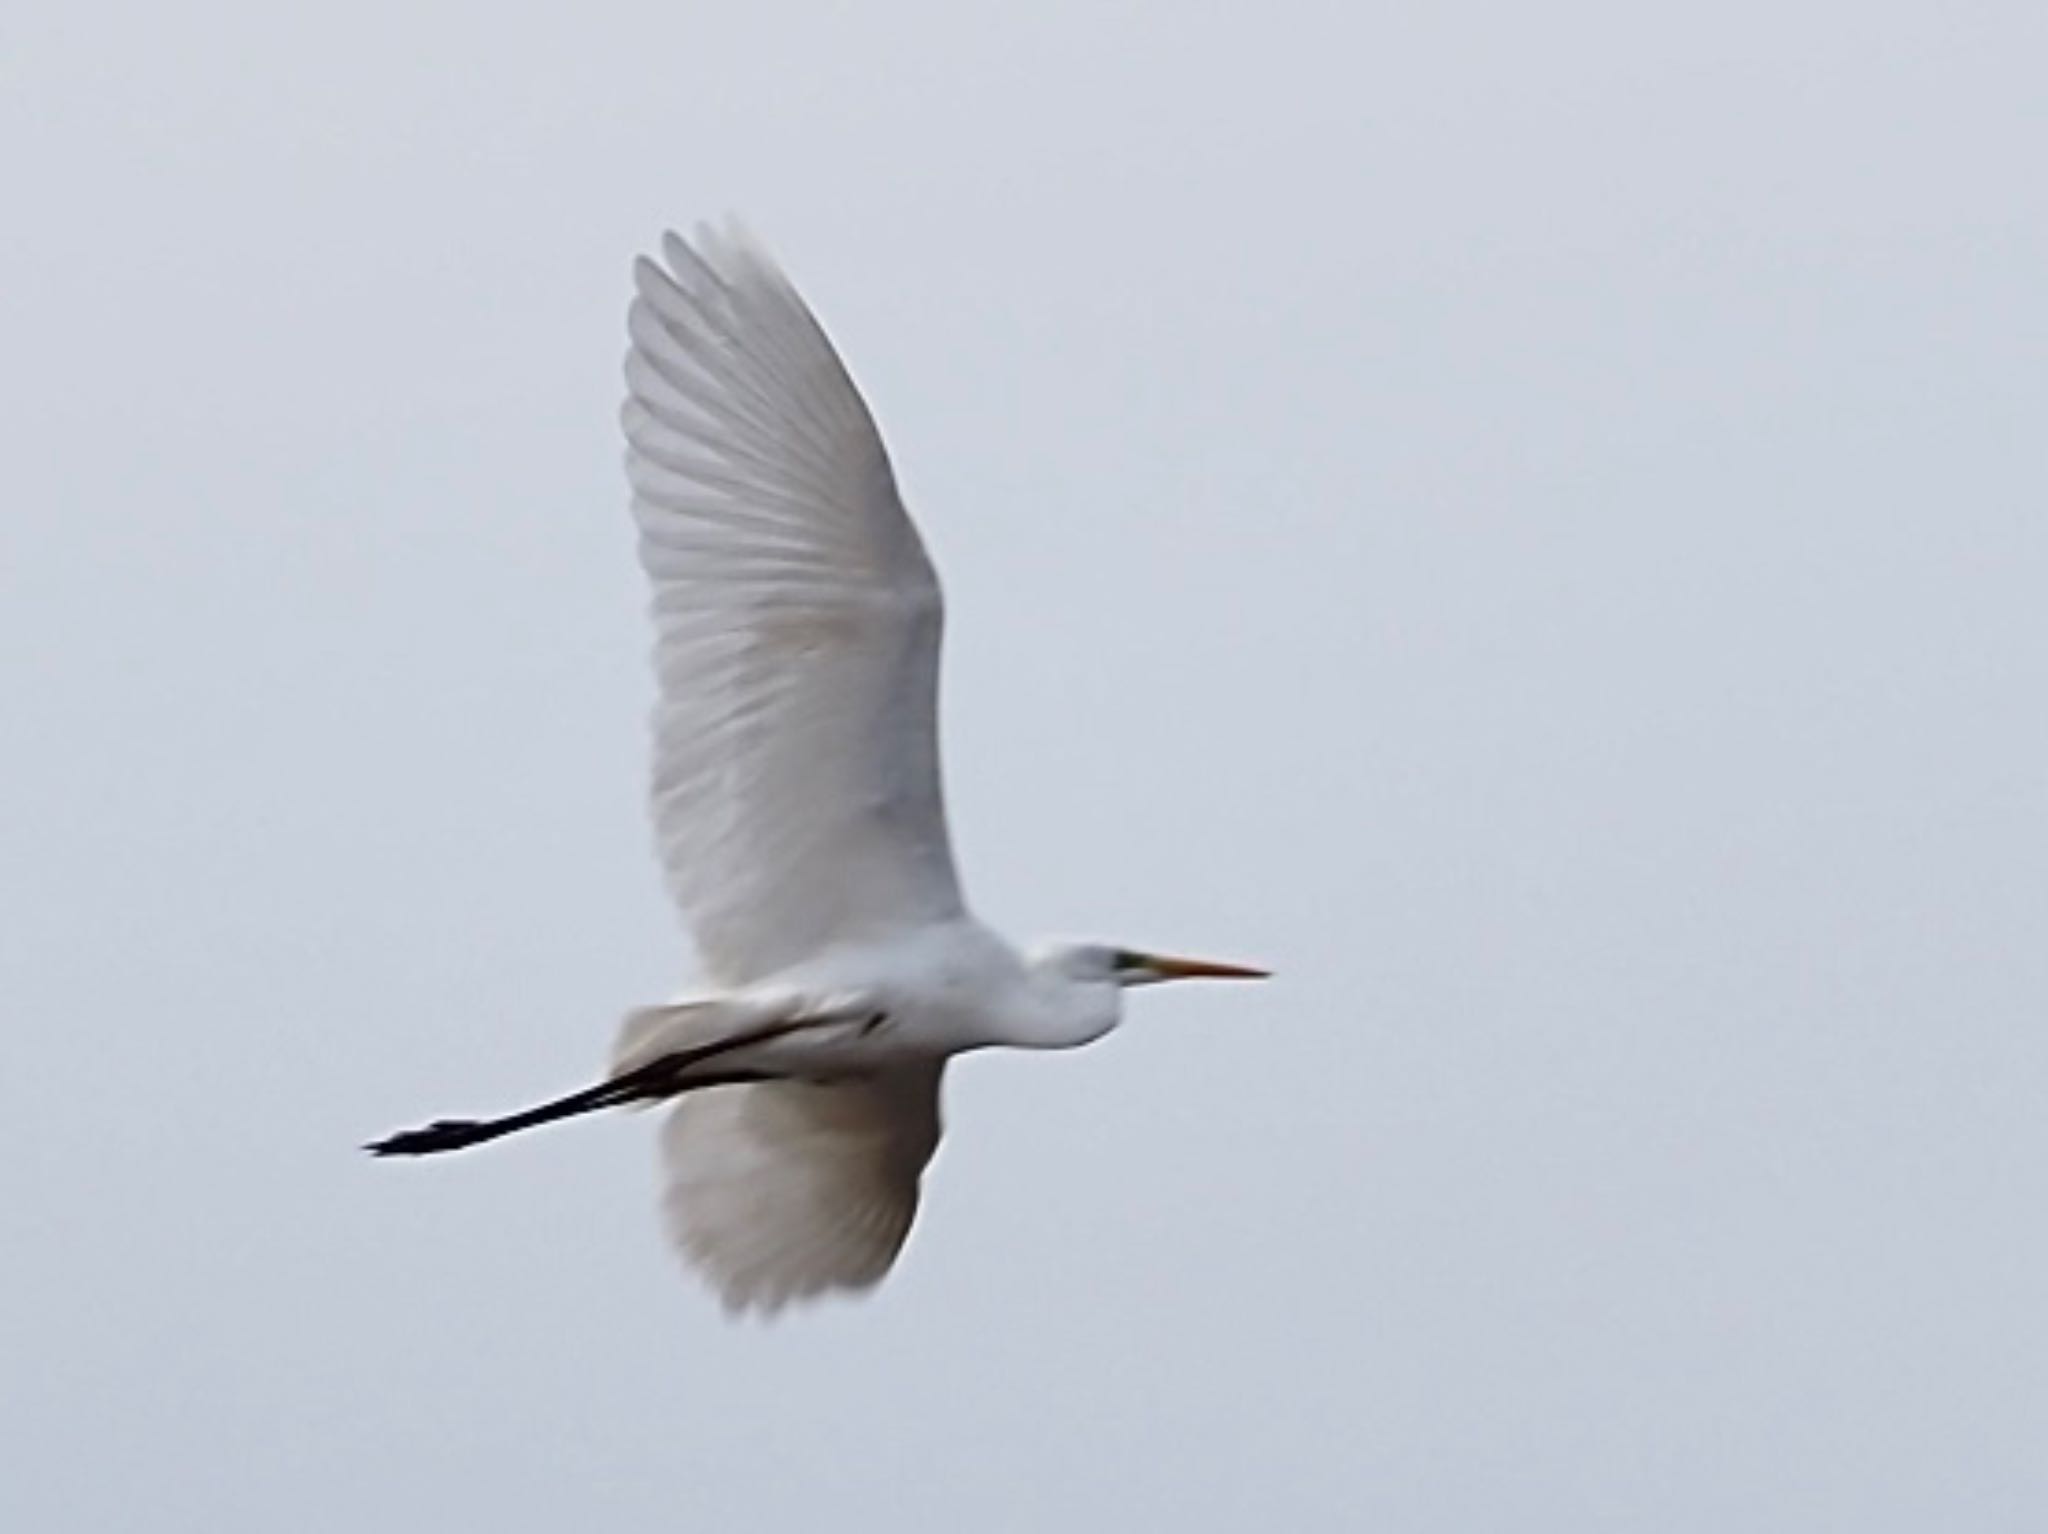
[1138,952,1271,982]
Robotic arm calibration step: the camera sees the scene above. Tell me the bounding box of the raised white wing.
[660,1067,944,1314]
[624,224,964,985]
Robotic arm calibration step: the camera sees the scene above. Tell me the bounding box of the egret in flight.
[369,223,1266,1313]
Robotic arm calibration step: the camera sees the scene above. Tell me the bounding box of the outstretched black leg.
[365,1064,772,1156]
[364,1011,850,1157]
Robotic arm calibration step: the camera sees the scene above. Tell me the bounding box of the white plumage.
[625,227,963,1312]
[626,228,961,982]
[658,1063,943,1315]
[369,221,1265,1317]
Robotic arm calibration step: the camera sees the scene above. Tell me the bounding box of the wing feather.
[624,222,963,985]
[659,1067,944,1314]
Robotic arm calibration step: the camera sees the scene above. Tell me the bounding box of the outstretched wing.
[624,223,964,985]
[659,1066,945,1314]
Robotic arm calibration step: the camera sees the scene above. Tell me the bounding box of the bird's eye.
[1110,949,1145,973]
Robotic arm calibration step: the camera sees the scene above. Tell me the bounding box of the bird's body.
[371,222,1264,1314]
[613,918,1119,1081]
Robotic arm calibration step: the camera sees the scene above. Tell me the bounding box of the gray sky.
[3,2,2044,1528]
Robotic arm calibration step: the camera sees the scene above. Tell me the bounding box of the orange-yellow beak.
[1131,951,1271,983]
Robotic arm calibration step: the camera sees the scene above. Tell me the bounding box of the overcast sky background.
[3,3,2044,1528]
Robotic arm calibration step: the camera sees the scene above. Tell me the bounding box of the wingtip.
[631,253,676,303]
[662,217,775,286]
[661,228,699,277]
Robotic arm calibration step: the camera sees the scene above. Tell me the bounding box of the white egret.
[370,222,1267,1313]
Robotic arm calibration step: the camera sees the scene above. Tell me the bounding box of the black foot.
[364,1119,494,1157]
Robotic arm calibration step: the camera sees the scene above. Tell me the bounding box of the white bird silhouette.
[369,223,1266,1314]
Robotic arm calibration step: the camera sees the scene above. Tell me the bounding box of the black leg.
[364,1010,842,1157]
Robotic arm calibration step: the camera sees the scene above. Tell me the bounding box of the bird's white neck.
[1002,964,1122,1050]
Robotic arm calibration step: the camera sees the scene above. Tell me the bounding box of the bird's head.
[1015,941,1268,1049]
[1032,942,1270,990]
